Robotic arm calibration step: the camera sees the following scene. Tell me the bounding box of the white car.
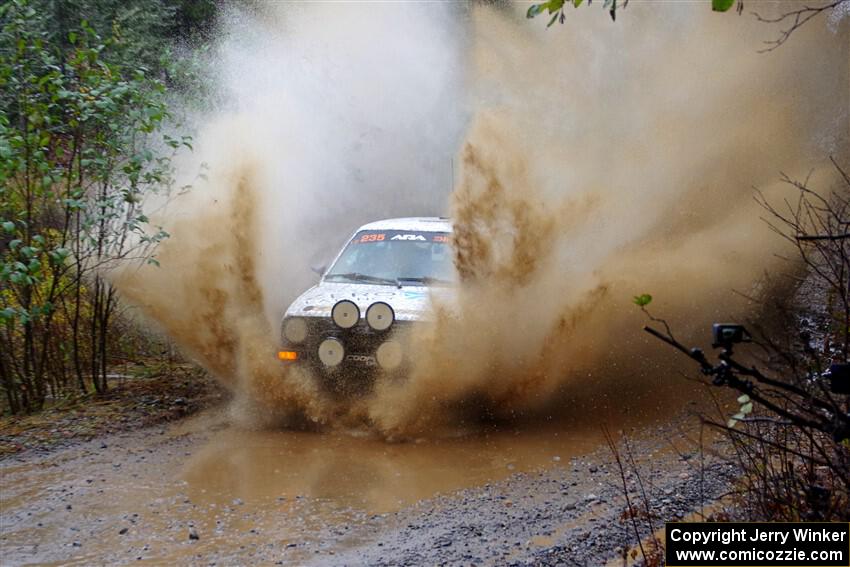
[278,217,454,391]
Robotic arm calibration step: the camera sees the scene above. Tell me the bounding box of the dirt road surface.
[1,396,735,566]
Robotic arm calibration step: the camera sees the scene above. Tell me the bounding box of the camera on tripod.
[712,323,751,350]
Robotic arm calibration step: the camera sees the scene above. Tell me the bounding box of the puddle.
[0,421,603,565]
[0,377,714,565]
[179,422,602,514]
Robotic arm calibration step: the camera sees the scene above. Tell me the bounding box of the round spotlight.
[331,300,360,329]
[318,338,344,367]
[366,302,394,331]
[376,340,403,370]
[282,317,307,344]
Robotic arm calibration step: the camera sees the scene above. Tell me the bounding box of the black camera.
[712,323,751,349]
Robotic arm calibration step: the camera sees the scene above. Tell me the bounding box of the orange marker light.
[277,350,298,361]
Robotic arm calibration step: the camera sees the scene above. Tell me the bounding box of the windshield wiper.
[325,272,400,286]
[396,276,454,286]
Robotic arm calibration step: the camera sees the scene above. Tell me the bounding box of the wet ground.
[0,380,734,565]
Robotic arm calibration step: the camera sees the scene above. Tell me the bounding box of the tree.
[638,161,850,520]
[526,0,850,52]
[0,0,187,411]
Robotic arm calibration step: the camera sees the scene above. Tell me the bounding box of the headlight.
[282,317,308,344]
[376,340,403,370]
[318,337,344,367]
[331,300,360,329]
[366,302,394,331]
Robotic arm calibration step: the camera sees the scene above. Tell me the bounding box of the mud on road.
[0,400,736,566]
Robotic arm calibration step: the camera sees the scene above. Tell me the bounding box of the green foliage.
[0,0,199,413]
[526,0,562,19]
[527,0,621,25]
[712,0,736,12]
[632,293,652,307]
[727,394,753,428]
[527,0,744,26]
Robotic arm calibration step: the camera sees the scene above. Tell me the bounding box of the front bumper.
[279,316,412,391]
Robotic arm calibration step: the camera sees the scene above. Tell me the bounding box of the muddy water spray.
[113,3,848,435]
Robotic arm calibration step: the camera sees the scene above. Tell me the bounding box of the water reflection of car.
[278,217,454,392]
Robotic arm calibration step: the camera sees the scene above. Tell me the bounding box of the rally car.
[278,217,454,392]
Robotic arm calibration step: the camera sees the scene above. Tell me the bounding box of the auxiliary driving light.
[332,300,360,329]
[318,338,345,367]
[376,340,403,370]
[366,302,394,331]
[282,317,307,343]
[277,350,298,361]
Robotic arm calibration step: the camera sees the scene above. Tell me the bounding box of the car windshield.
[325,230,455,285]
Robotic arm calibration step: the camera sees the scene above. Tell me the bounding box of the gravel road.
[1,410,736,566]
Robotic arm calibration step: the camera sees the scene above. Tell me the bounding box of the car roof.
[357,217,452,233]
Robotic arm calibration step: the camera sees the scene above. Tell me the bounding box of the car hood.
[284,281,452,322]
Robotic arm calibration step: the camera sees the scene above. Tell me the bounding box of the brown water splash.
[112,3,847,437]
[113,161,331,429]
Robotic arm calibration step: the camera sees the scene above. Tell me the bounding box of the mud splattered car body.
[279,217,453,391]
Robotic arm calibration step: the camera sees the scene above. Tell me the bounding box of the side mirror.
[311,264,327,277]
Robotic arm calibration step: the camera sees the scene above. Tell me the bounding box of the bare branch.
[753,0,850,52]
[797,232,850,241]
